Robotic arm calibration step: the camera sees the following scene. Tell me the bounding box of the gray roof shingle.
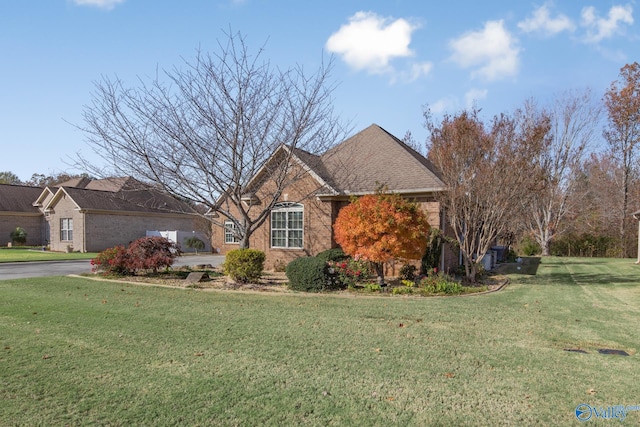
[58,186,193,214]
[0,184,44,213]
[315,124,445,195]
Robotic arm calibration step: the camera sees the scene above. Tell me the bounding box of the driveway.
[0,254,225,280]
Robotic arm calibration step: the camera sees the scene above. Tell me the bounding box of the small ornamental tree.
[91,245,131,275]
[91,237,179,275]
[333,193,430,285]
[185,236,206,254]
[127,236,180,273]
[10,227,27,246]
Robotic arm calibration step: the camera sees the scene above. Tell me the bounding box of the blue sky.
[1,0,637,182]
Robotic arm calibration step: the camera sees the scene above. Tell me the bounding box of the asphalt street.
[0,254,225,280]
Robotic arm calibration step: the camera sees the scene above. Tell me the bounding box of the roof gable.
[242,144,338,198]
[316,124,445,195]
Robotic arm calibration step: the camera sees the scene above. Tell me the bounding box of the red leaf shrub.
[91,236,180,275]
[91,245,131,275]
[126,236,180,273]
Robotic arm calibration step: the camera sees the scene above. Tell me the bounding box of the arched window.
[271,202,303,249]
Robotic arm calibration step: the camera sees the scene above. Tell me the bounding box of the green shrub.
[10,227,27,245]
[184,236,205,253]
[223,249,265,283]
[518,235,541,256]
[391,286,415,295]
[363,283,382,292]
[316,248,348,263]
[286,256,331,292]
[418,274,462,295]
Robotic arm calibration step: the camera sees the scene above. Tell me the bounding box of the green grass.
[2,257,640,425]
[0,247,97,263]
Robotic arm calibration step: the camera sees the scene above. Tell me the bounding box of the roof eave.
[316,187,447,199]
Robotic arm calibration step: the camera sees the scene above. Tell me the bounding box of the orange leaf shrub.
[333,193,430,264]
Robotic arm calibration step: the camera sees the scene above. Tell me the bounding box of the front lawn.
[0,247,98,263]
[1,257,639,425]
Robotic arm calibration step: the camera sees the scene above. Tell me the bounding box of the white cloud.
[581,4,634,43]
[518,4,575,35]
[449,20,520,81]
[464,88,488,108]
[408,62,434,81]
[326,11,420,75]
[430,97,458,115]
[72,0,125,10]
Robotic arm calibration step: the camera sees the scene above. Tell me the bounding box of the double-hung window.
[224,220,240,244]
[271,203,303,249]
[60,218,73,241]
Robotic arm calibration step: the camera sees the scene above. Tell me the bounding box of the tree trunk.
[239,233,250,250]
[373,262,385,286]
[540,240,551,256]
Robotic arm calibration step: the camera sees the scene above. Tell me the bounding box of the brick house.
[0,184,48,246]
[212,124,455,271]
[2,177,200,252]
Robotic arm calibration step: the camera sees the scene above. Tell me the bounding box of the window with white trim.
[224,220,240,244]
[271,203,303,249]
[60,218,73,241]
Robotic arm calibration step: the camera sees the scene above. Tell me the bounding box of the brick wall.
[213,168,337,269]
[84,212,196,252]
[46,193,196,252]
[0,213,44,246]
[47,195,82,252]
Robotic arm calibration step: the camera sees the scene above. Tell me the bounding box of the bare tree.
[562,152,640,257]
[426,107,548,281]
[78,30,346,248]
[604,62,640,257]
[524,90,601,255]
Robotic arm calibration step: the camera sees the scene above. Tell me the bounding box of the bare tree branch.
[75,30,347,248]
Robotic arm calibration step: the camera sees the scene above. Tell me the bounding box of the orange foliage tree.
[333,193,430,285]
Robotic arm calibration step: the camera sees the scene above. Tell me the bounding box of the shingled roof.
[47,186,193,215]
[243,124,446,199]
[0,184,44,214]
[314,124,445,195]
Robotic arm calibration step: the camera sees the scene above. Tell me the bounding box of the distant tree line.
[0,171,93,187]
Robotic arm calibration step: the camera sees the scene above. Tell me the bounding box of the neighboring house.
[0,184,47,246]
[212,124,454,270]
[2,177,200,252]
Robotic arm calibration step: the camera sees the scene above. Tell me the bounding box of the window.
[60,218,73,241]
[271,203,303,249]
[224,220,240,244]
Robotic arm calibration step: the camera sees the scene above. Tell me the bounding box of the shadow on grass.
[501,256,640,286]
